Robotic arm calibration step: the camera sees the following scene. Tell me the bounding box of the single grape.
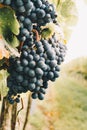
[38,93,44,100]
[15,98,20,103]
[35,68,43,76]
[22,59,28,66]
[32,93,38,99]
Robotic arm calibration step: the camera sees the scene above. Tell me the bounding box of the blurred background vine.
[49,0,78,40]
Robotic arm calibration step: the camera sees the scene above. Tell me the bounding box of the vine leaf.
[0,5,20,48]
[0,5,20,67]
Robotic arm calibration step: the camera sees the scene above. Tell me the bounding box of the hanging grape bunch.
[0,0,67,104]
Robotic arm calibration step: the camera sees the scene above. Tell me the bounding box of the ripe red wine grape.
[0,0,67,104]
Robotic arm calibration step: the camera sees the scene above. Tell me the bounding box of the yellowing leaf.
[63,39,67,44]
[0,45,9,60]
[0,35,2,39]
[0,35,9,60]
[0,4,5,8]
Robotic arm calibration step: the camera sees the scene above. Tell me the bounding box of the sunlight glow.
[65,0,87,63]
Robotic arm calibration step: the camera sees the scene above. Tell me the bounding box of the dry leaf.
[0,35,10,60]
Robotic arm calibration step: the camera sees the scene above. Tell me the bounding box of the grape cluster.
[0,0,67,104]
[7,34,66,104]
[0,0,57,42]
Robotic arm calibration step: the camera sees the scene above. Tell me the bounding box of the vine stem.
[17,42,24,53]
[23,93,32,130]
[32,29,41,41]
[16,98,24,117]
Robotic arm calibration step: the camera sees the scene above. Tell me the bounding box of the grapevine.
[0,0,67,104]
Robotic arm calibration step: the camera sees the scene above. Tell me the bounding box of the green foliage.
[0,7,20,95]
[60,0,77,17]
[49,0,60,7]
[30,112,45,130]
[41,23,56,39]
[41,28,52,39]
[63,57,87,80]
[0,58,6,67]
[54,76,87,130]
[49,0,78,40]
[0,6,20,47]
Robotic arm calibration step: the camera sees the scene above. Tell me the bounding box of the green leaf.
[0,6,20,35]
[9,35,20,48]
[0,58,6,67]
[50,0,78,41]
[0,6,20,47]
[65,15,78,26]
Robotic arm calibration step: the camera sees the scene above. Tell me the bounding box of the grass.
[54,76,87,129]
[53,57,87,130]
